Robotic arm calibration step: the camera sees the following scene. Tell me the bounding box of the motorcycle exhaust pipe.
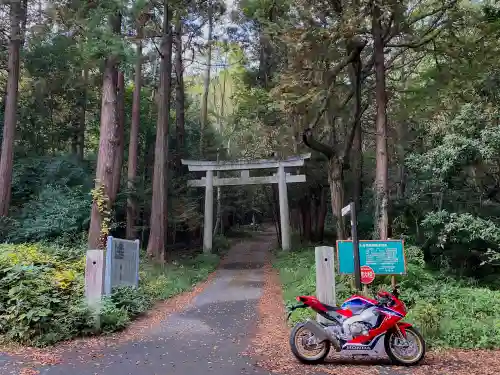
[303,319,341,352]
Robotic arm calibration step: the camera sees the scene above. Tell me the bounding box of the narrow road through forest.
[1,229,277,375]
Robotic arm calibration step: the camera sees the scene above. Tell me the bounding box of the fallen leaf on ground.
[245,260,500,375]
[18,368,39,375]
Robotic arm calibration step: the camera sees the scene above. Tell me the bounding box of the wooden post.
[85,249,105,330]
[315,246,336,324]
[204,169,214,253]
[277,164,291,251]
[363,284,369,297]
[350,201,362,291]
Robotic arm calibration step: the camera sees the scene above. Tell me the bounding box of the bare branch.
[308,38,367,130]
[302,128,335,159]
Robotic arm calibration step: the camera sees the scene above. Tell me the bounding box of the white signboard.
[341,204,351,217]
[104,236,140,295]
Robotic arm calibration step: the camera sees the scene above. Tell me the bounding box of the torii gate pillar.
[203,170,214,253]
[277,164,290,251]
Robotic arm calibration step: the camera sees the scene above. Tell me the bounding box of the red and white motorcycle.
[287,286,425,365]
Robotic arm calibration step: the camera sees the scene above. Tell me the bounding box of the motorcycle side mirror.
[392,284,400,298]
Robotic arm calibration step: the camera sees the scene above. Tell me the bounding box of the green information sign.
[337,240,406,275]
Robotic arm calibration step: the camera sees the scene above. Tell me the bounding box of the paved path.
[1,230,277,375]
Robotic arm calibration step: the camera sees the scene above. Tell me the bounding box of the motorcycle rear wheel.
[385,326,426,366]
[289,322,331,364]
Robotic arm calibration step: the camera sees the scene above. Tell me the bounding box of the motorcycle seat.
[322,303,342,311]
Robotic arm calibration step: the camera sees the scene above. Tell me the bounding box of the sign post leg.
[349,202,362,291]
[277,164,291,251]
[203,170,214,253]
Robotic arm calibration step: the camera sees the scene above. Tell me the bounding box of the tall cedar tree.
[174,16,185,169]
[88,13,122,249]
[372,2,389,240]
[127,40,142,239]
[0,0,27,216]
[147,3,173,261]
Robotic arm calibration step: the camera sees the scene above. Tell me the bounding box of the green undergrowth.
[274,245,500,349]
[0,238,228,347]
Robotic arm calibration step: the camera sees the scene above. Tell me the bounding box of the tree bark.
[200,0,213,156]
[310,194,318,240]
[71,68,88,160]
[300,197,312,241]
[258,4,276,87]
[316,187,328,241]
[372,3,389,240]
[111,70,125,200]
[77,68,88,160]
[174,17,185,169]
[88,13,121,249]
[350,50,363,209]
[147,3,173,262]
[396,122,407,199]
[126,41,142,239]
[88,59,119,249]
[328,158,346,240]
[0,0,26,216]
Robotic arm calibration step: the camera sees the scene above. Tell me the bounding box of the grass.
[273,245,500,349]
[139,251,220,301]
[273,246,356,324]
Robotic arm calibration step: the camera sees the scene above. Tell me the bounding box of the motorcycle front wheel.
[289,322,331,364]
[385,326,426,366]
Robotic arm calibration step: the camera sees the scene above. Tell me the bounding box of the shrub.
[0,242,221,347]
[422,210,500,276]
[274,245,500,349]
[1,156,93,244]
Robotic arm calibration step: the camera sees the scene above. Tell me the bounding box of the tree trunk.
[147,3,173,262]
[88,13,121,249]
[316,187,328,242]
[300,197,312,241]
[200,0,213,156]
[111,70,125,200]
[126,42,142,239]
[0,0,26,216]
[174,17,185,169]
[328,158,345,240]
[372,3,389,240]
[396,57,407,200]
[88,59,119,249]
[396,122,406,199]
[71,68,88,160]
[77,68,88,160]
[310,194,318,241]
[258,5,275,87]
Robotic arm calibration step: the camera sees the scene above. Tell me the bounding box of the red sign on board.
[360,265,375,285]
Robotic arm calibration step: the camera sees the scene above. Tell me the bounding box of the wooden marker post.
[315,246,336,324]
[85,249,105,330]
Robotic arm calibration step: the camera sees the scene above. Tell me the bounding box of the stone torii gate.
[182,154,311,252]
